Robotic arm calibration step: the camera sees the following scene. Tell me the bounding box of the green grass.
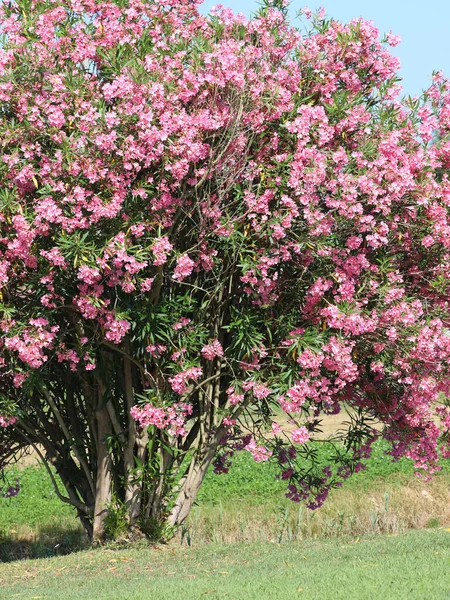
[1,441,448,596]
[0,529,449,599]
[1,439,450,559]
[0,467,85,561]
[0,439,424,532]
[197,439,429,504]
[0,466,74,528]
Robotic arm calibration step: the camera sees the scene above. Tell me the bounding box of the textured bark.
[92,394,113,542]
[126,427,148,525]
[123,343,142,526]
[148,443,172,519]
[168,429,223,527]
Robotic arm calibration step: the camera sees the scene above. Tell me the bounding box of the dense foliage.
[2,0,450,540]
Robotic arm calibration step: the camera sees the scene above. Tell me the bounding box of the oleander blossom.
[245,438,273,462]
[169,367,203,394]
[151,237,173,266]
[141,278,154,292]
[172,317,191,331]
[4,319,59,368]
[0,415,17,428]
[291,427,310,445]
[130,402,193,436]
[227,387,244,406]
[201,340,224,360]
[173,254,195,281]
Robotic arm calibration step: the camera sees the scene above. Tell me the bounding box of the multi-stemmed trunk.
[13,343,231,543]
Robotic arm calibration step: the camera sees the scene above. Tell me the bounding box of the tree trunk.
[123,345,145,527]
[125,427,148,526]
[92,398,113,542]
[168,430,223,527]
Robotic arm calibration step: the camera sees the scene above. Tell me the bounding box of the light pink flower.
[173,254,194,281]
[291,426,310,445]
[201,340,224,360]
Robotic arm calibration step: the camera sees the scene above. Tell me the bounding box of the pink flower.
[301,7,312,19]
[252,383,272,399]
[169,366,203,394]
[173,254,195,281]
[40,247,67,267]
[131,402,192,436]
[227,387,244,406]
[245,438,272,462]
[151,237,173,266]
[5,321,58,368]
[272,422,282,435]
[282,382,310,411]
[291,427,310,445]
[422,235,435,248]
[13,372,28,388]
[172,317,191,331]
[386,31,401,47]
[78,266,102,285]
[201,340,224,360]
[0,415,17,428]
[223,416,236,428]
[141,278,154,292]
[104,315,130,344]
[146,344,166,356]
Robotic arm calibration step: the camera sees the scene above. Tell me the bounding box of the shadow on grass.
[0,525,88,562]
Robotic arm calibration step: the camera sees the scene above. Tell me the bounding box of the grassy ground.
[1,439,450,560]
[0,529,449,599]
[1,441,450,598]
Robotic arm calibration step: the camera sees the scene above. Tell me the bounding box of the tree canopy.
[1,0,450,541]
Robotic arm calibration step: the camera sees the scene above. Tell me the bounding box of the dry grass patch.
[184,475,450,544]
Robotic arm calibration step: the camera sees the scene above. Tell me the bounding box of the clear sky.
[199,0,450,97]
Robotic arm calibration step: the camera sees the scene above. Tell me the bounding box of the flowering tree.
[2,0,450,542]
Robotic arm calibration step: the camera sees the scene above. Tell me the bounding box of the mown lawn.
[0,529,449,599]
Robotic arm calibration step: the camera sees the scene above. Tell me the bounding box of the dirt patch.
[14,448,41,469]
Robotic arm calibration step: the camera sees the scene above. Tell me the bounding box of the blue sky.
[199,0,449,97]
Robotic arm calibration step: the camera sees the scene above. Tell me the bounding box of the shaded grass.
[0,467,86,561]
[1,530,450,599]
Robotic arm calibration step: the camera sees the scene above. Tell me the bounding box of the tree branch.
[42,386,96,497]
[14,424,91,515]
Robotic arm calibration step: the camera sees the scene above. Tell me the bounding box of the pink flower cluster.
[103,315,130,345]
[291,426,310,445]
[151,237,173,266]
[201,340,224,361]
[173,254,195,282]
[0,415,17,428]
[172,317,191,331]
[169,366,203,395]
[226,387,244,406]
[4,319,58,369]
[130,402,193,437]
[245,438,272,462]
